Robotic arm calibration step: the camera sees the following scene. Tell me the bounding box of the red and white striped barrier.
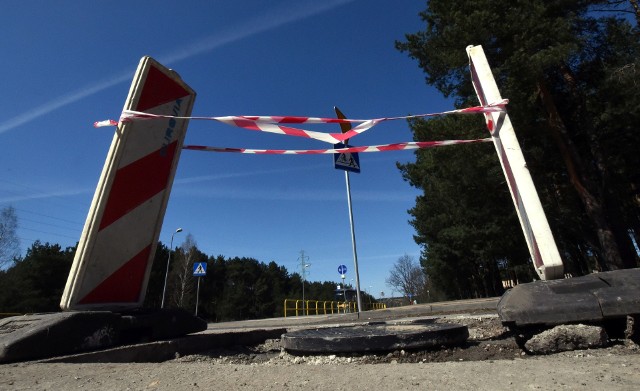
[61,57,196,310]
[467,45,563,280]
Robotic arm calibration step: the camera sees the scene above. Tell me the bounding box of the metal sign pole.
[341,274,346,312]
[195,276,201,316]
[334,107,363,316]
[344,170,363,315]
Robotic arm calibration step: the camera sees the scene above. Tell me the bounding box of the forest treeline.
[0,240,374,321]
[396,0,640,300]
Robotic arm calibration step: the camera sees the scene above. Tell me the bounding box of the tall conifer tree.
[397,0,639,293]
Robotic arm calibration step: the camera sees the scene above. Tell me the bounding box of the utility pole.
[299,250,310,315]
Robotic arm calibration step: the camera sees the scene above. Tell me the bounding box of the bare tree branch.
[385,254,426,299]
[0,206,20,268]
[171,233,198,308]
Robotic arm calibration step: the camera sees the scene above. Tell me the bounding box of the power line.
[19,216,82,233]
[0,179,90,214]
[14,207,83,228]
[19,226,79,241]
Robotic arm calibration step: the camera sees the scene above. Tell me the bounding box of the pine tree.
[397,0,640,279]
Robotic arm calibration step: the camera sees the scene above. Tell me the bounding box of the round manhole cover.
[281,323,468,353]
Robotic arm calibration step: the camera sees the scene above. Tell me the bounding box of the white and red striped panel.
[60,57,196,310]
[467,45,564,280]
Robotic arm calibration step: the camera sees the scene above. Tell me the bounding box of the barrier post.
[466,45,564,280]
[60,57,196,310]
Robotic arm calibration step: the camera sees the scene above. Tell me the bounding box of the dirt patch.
[172,315,548,365]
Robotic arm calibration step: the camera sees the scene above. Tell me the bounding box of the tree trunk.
[559,63,638,269]
[537,77,625,270]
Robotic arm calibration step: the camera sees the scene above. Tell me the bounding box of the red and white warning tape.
[93,119,119,127]
[94,100,507,144]
[93,100,506,153]
[182,138,493,154]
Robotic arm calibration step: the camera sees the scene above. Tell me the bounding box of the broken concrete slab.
[524,324,608,354]
[40,328,286,363]
[498,268,640,327]
[281,323,469,354]
[0,312,120,363]
[118,309,208,343]
[0,309,206,363]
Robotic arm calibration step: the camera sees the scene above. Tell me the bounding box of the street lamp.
[161,227,182,309]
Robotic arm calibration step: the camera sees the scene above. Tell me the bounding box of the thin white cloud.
[175,162,328,184]
[159,0,357,64]
[173,184,342,201]
[0,188,89,204]
[173,183,415,202]
[0,72,131,134]
[0,0,357,135]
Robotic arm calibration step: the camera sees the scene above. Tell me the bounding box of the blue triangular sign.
[193,262,207,276]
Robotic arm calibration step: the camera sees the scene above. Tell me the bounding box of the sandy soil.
[1,315,639,390]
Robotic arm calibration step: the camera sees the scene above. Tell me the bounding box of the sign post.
[193,262,207,316]
[333,107,363,315]
[338,265,347,313]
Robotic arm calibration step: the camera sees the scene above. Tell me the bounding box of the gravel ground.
[2,314,639,390]
[173,315,638,365]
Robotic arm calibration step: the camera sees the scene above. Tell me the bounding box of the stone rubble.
[524,324,608,354]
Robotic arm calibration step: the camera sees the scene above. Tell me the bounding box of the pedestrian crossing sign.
[193,262,207,276]
[333,143,361,173]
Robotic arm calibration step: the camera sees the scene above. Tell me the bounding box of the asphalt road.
[205,297,500,331]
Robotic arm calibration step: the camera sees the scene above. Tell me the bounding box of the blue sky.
[1,1,455,300]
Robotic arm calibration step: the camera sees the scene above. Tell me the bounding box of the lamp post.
[161,227,182,309]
